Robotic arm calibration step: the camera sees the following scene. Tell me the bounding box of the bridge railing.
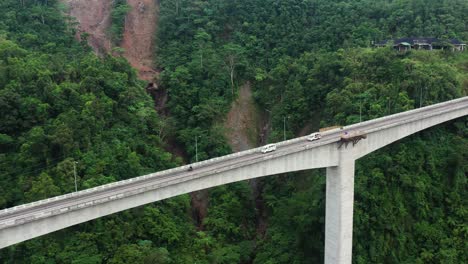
[345,96,468,132]
[1,96,466,218]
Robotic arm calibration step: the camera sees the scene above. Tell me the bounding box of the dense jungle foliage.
[1,0,467,263]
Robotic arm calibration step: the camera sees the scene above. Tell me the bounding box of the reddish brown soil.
[63,0,159,81]
[121,0,160,81]
[63,0,113,55]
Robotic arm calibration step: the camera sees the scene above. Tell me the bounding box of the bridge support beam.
[325,150,355,264]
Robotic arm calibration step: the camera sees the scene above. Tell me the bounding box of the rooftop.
[376,37,465,46]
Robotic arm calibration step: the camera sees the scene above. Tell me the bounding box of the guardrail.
[0,133,342,230]
[1,96,466,220]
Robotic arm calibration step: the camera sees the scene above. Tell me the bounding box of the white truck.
[261,144,277,153]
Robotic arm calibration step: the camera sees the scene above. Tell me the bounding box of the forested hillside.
[1,0,467,263]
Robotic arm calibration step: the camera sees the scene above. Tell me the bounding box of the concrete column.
[324,149,355,264]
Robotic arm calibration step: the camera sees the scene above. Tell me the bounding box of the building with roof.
[375,37,466,52]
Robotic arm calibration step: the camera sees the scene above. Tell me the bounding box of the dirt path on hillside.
[121,0,159,81]
[63,0,112,54]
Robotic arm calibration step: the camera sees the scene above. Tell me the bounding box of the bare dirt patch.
[62,0,112,54]
[121,0,160,81]
[224,82,261,152]
[62,0,159,81]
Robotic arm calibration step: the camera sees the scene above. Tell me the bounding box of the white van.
[307,132,321,141]
[261,144,277,153]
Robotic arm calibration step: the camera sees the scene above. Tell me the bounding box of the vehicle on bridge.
[307,132,321,141]
[338,131,367,148]
[261,144,277,153]
[319,125,343,132]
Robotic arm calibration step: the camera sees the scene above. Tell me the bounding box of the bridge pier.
[325,149,355,264]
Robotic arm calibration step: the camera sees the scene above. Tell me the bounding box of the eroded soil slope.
[121,0,159,81]
[224,82,261,152]
[224,82,269,236]
[63,0,159,81]
[63,0,112,54]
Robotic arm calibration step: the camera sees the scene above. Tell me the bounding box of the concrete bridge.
[1,96,467,263]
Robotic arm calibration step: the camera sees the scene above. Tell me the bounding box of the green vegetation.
[110,0,131,45]
[0,0,467,263]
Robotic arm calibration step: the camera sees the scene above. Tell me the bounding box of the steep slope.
[121,0,160,81]
[224,82,269,236]
[62,0,159,81]
[224,82,262,152]
[63,0,112,54]
[190,82,265,231]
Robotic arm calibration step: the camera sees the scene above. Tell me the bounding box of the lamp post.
[283,116,290,141]
[387,97,391,114]
[420,87,423,108]
[420,86,428,108]
[195,136,199,162]
[283,117,286,141]
[359,99,362,123]
[73,162,78,192]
